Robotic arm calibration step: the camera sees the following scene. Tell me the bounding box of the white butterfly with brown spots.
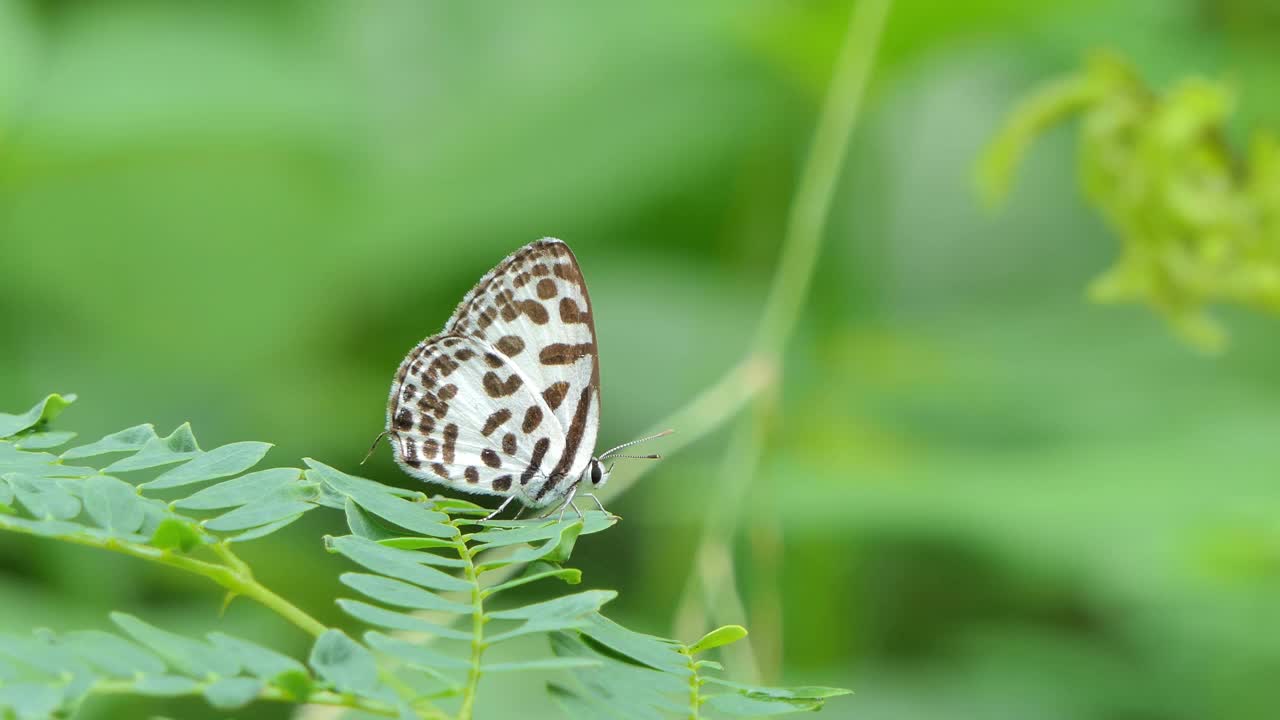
[375,238,669,520]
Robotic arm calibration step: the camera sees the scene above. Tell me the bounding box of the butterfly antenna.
[599,429,674,460]
[604,454,661,461]
[361,431,389,465]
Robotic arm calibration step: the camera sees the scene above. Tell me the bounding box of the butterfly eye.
[590,460,603,485]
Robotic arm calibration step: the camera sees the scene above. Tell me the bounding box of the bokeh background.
[4,1,1280,718]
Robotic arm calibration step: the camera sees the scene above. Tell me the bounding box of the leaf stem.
[0,516,327,638]
[682,648,706,720]
[453,522,487,720]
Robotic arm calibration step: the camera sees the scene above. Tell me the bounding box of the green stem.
[683,651,706,720]
[209,540,330,635]
[672,0,892,669]
[753,0,893,356]
[0,516,327,638]
[454,524,487,720]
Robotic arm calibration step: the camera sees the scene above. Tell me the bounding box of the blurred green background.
[4,1,1280,718]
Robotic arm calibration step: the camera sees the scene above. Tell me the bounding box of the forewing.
[387,334,565,502]
[443,238,601,501]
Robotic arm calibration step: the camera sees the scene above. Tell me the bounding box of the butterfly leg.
[482,494,518,522]
[583,493,607,515]
[554,486,584,524]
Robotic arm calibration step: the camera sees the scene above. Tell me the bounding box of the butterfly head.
[587,457,609,487]
[588,429,674,490]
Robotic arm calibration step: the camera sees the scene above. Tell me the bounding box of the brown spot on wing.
[427,354,459,378]
[418,415,436,434]
[431,463,450,479]
[482,409,511,436]
[493,475,513,492]
[542,382,569,410]
[537,385,594,501]
[401,384,418,402]
[522,405,543,433]
[454,348,475,361]
[465,467,480,484]
[403,437,419,467]
[423,438,439,460]
[481,449,502,468]
[495,335,526,357]
[442,424,458,464]
[503,432,517,455]
[417,392,450,420]
[484,353,504,369]
[394,408,414,431]
[552,262,579,281]
[559,297,589,324]
[540,343,594,365]
[536,278,557,299]
[518,300,549,324]
[483,372,523,397]
[521,437,550,486]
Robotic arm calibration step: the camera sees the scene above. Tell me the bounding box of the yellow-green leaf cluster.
[979,51,1280,351]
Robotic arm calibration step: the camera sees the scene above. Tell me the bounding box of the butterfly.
[376,238,668,520]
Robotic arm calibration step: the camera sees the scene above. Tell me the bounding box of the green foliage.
[548,616,848,718]
[0,395,846,719]
[979,51,1280,351]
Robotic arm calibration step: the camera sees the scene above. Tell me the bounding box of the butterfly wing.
[387,334,567,504]
[442,238,601,504]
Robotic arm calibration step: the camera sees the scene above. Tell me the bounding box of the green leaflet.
[100,424,201,473]
[469,511,615,549]
[12,431,77,450]
[204,498,314,532]
[206,632,307,680]
[306,459,455,538]
[0,394,76,439]
[82,475,146,534]
[549,633,689,720]
[132,675,201,696]
[202,676,264,710]
[340,573,474,614]
[64,630,165,677]
[172,467,302,510]
[687,625,747,655]
[0,684,63,719]
[486,590,617,644]
[578,613,690,674]
[365,632,472,671]
[0,620,330,719]
[144,441,273,490]
[111,613,240,678]
[226,513,305,542]
[327,535,472,592]
[549,617,852,718]
[485,561,582,595]
[489,590,618,622]
[308,629,382,696]
[335,599,473,641]
[8,476,81,521]
[60,424,156,460]
[481,657,600,673]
